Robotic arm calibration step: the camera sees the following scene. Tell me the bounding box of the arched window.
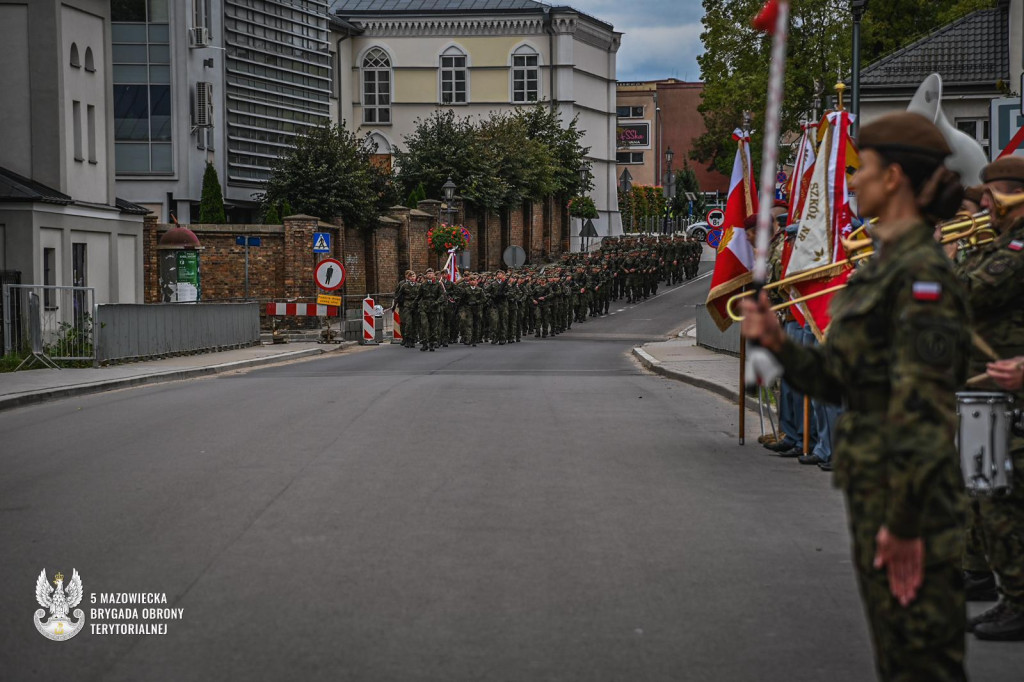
[511,45,539,103]
[362,48,391,125]
[70,43,81,68]
[84,47,95,72]
[439,46,468,104]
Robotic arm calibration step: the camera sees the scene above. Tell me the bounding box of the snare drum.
[957,392,1015,496]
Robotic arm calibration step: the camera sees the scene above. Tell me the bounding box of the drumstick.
[972,332,1001,363]
[966,373,992,387]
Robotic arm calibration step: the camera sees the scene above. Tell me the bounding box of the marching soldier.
[394,270,420,349]
[958,156,1024,641]
[742,112,971,680]
[417,269,445,351]
[458,273,485,346]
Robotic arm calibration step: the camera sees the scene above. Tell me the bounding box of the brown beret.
[743,214,757,230]
[963,185,985,204]
[858,112,950,159]
[981,156,1024,184]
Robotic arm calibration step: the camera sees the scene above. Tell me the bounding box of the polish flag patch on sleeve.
[1008,240,1024,251]
[912,281,942,301]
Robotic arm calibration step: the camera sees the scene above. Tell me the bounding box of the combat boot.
[965,570,999,602]
[967,600,1011,632]
[973,602,1024,641]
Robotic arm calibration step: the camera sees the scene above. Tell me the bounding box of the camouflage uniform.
[960,215,1024,619]
[774,223,969,681]
[395,278,420,348]
[417,277,445,350]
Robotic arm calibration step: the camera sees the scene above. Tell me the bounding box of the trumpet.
[724,206,1005,322]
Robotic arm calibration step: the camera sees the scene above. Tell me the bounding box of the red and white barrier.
[265,303,339,317]
[361,297,376,345]
[392,308,403,344]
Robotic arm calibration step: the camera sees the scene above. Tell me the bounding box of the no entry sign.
[315,258,346,291]
[707,229,724,248]
[706,209,726,229]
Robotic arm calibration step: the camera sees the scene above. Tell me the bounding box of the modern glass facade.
[111,0,172,174]
[223,0,331,184]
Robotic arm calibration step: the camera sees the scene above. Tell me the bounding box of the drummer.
[959,156,1024,641]
[741,112,971,679]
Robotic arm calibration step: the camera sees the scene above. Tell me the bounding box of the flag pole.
[739,335,746,445]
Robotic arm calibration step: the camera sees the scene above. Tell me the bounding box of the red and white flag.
[444,248,461,282]
[784,111,859,339]
[787,121,817,226]
[706,130,758,331]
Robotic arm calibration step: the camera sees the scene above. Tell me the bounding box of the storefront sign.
[616,123,650,149]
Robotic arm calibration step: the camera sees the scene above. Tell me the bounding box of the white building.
[0,0,147,307]
[330,0,624,245]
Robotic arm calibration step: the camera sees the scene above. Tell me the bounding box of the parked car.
[685,221,711,241]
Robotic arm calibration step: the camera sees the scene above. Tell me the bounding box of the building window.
[362,48,391,125]
[72,100,83,162]
[71,43,81,68]
[192,0,209,28]
[956,118,991,159]
[617,105,644,119]
[43,248,56,309]
[616,151,644,165]
[112,0,172,174]
[87,105,97,163]
[439,46,467,104]
[72,243,87,287]
[511,46,539,103]
[84,47,95,72]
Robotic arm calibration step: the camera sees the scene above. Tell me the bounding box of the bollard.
[392,308,403,344]
[361,297,377,345]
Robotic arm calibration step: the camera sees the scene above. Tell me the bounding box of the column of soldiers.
[390,234,705,351]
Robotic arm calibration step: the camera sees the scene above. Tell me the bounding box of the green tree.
[393,109,482,202]
[199,162,227,224]
[674,161,707,218]
[262,123,389,230]
[280,200,294,218]
[406,182,427,209]
[512,104,591,199]
[263,203,281,225]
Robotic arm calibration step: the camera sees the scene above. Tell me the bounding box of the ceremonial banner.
[787,123,817,226]
[706,130,757,330]
[785,111,858,339]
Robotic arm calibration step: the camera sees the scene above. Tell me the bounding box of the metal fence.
[695,303,741,355]
[0,271,21,355]
[94,303,260,363]
[2,284,97,366]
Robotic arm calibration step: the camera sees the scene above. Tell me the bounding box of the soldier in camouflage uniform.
[485,271,510,345]
[743,113,970,681]
[457,274,486,345]
[393,270,420,348]
[417,269,445,351]
[959,156,1024,641]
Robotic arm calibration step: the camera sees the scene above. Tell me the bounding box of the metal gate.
[2,284,97,367]
[0,271,20,356]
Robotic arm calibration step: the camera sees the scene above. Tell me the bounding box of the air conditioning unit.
[194,82,213,128]
[189,26,210,48]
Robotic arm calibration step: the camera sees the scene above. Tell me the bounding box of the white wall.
[0,5,32,179]
[40,228,64,287]
[70,230,110,303]
[62,4,109,204]
[117,234,138,303]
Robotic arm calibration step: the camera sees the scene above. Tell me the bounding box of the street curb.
[0,343,353,413]
[632,345,752,409]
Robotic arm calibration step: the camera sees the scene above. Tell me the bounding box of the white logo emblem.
[34,569,85,641]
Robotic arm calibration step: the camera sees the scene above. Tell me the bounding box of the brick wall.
[344,226,366,296]
[372,217,400,293]
[530,200,544,264]
[486,210,501,271]
[510,203,524,261]
[408,211,432,274]
[143,215,160,303]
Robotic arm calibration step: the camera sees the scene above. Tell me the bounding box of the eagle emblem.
[34,569,85,641]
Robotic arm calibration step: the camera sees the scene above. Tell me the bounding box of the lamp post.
[618,169,633,233]
[851,0,868,135]
[441,177,457,224]
[664,147,675,233]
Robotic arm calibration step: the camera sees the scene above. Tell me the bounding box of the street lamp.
[851,0,869,134]
[664,147,675,233]
[441,177,457,224]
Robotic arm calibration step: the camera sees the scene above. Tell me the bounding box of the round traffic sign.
[706,229,724,248]
[776,171,788,185]
[502,245,526,269]
[706,209,726,229]
[315,258,346,291]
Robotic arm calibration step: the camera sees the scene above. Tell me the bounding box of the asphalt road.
[0,265,1015,681]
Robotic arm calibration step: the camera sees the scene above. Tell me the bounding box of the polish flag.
[783,110,859,339]
[786,122,817,226]
[706,130,757,331]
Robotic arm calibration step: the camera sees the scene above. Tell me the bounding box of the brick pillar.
[344,226,366,296]
[510,203,525,258]
[486,210,501,271]
[283,214,318,299]
[408,210,433,275]
[559,203,571,255]
[387,205,412,275]
[374,217,401,293]
[530,200,544,264]
[417,199,441,223]
[143,214,160,303]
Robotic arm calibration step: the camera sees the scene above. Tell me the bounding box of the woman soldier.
[742,111,970,681]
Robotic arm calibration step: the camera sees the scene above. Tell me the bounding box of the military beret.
[773,199,789,210]
[857,112,950,159]
[425,268,434,273]
[981,156,1024,184]
[743,214,758,230]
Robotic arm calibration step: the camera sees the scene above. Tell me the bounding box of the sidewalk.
[632,331,746,406]
[0,341,355,412]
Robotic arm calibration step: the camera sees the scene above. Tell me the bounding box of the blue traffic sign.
[235,236,262,247]
[706,229,724,248]
[776,171,788,184]
[313,232,331,253]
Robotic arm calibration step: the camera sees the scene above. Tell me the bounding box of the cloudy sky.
[561,0,706,82]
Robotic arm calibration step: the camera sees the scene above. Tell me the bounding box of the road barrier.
[361,297,376,345]
[392,308,403,344]
[3,284,97,367]
[265,302,340,317]
[695,303,741,355]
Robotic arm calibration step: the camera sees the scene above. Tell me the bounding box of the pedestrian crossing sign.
[313,232,331,253]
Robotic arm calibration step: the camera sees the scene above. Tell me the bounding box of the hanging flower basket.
[427,223,470,257]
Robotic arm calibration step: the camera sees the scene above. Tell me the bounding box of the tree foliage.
[261,123,396,230]
[199,162,227,224]
[674,161,707,217]
[693,0,991,176]
[394,104,591,214]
